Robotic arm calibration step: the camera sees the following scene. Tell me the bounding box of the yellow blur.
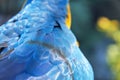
[65,4,71,29]
[97,17,120,80]
[97,17,119,32]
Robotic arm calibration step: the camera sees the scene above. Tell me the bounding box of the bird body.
[0,0,94,80]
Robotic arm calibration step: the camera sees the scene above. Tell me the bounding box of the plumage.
[0,0,94,80]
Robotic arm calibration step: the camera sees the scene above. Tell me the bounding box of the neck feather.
[30,0,68,20]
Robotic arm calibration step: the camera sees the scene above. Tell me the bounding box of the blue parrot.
[0,0,94,80]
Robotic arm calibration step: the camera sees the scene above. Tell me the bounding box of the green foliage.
[97,17,120,80]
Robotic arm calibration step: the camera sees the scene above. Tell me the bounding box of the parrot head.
[26,0,71,29]
[52,0,71,29]
[0,0,71,29]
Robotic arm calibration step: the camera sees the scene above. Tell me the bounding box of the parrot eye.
[0,47,5,53]
[0,42,8,54]
[9,19,18,23]
[12,19,18,22]
[0,47,14,59]
[54,21,62,29]
[0,42,13,59]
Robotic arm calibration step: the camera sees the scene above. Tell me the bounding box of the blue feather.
[0,0,94,80]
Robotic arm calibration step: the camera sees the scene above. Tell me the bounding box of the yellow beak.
[65,4,71,29]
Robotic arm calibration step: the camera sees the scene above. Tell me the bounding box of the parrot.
[0,0,94,80]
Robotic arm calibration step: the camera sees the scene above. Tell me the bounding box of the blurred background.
[0,0,120,80]
[70,0,120,80]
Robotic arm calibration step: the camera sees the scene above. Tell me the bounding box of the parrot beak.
[65,4,71,29]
